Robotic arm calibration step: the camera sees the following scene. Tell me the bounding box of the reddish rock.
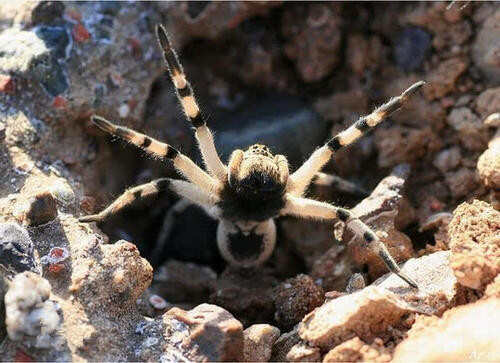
[72,23,90,43]
[422,58,468,100]
[273,274,324,331]
[448,200,500,291]
[0,74,15,93]
[51,96,67,109]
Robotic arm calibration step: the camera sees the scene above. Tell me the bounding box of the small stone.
[35,26,70,60]
[286,342,321,362]
[270,326,301,362]
[475,88,500,119]
[273,274,324,331]
[394,27,432,72]
[433,147,461,173]
[72,23,90,43]
[448,200,500,291]
[445,168,479,199]
[164,303,244,362]
[447,107,488,151]
[345,273,366,294]
[243,324,280,362]
[299,286,418,350]
[0,74,15,93]
[0,222,38,277]
[5,272,63,349]
[25,191,58,226]
[423,58,468,100]
[52,95,67,109]
[149,294,168,310]
[472,9,500,84]
[32,1,65,25]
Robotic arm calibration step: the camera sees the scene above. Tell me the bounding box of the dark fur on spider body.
[79,24,425,288]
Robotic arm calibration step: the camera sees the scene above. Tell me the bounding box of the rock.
[445,167,480,200]
[273,274,325,331]
[375,125,441,168]
[394,27,432,72]
[447,107,488,151]
[433,147,461,173]
[156,2,281,46]
[484,274,500,298]
[5,272,63,349]
[0,222,38,277]
[393,298,500,362]
[422,58,468,100]
[477,116,500,190]
[243,324,280,362]
[418,212,453,254]
[475,87,500,119]
[70,240,153,312]
[346,34,385,76]
[31,1,66,25]
[448,200,500,291]
[286,342,321,362]
[163,303,244,362]
[472,9,500,84]
[343,165,415,281]
[153,259,216,304]
[0,28,68,96]
[282,3,342,82]
[310,244,355,292]
[323,337,391,362]
[270,325,301,362]
[210,268,277,327]
[298,286,418,350]
[24,191,58,226]
[375,251,467,315]
[345,273,366,294]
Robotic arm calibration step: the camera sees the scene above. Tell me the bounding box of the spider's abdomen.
[217,219,276,268]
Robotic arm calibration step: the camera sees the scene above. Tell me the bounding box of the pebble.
[25,191,58,226]
[273,274,324,331]
[394,27,432,72]
[0,223,38,277]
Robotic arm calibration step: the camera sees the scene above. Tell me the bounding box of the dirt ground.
[0,1,498,361]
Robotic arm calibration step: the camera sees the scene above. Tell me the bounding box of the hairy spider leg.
[156,24,227,181]
[289,81,425,197]
[91,116,219,195]
[79,178,218,223]
[281,194,418,288]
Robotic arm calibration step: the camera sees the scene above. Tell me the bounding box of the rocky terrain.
[0,1,498,361]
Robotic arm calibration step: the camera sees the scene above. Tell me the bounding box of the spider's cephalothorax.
[220,144,288,223]
[80,24,425,287]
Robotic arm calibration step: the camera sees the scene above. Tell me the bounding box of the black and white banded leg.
[79,177,219,224]
[312,172,369,197]
[281,194,418,288]
[91,116,220,195]
[156,24,227,181]
[288,81,425,197]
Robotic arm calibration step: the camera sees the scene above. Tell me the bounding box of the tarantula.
[80,24,425,288]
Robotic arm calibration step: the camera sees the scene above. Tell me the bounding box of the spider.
[80,24,425,289]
